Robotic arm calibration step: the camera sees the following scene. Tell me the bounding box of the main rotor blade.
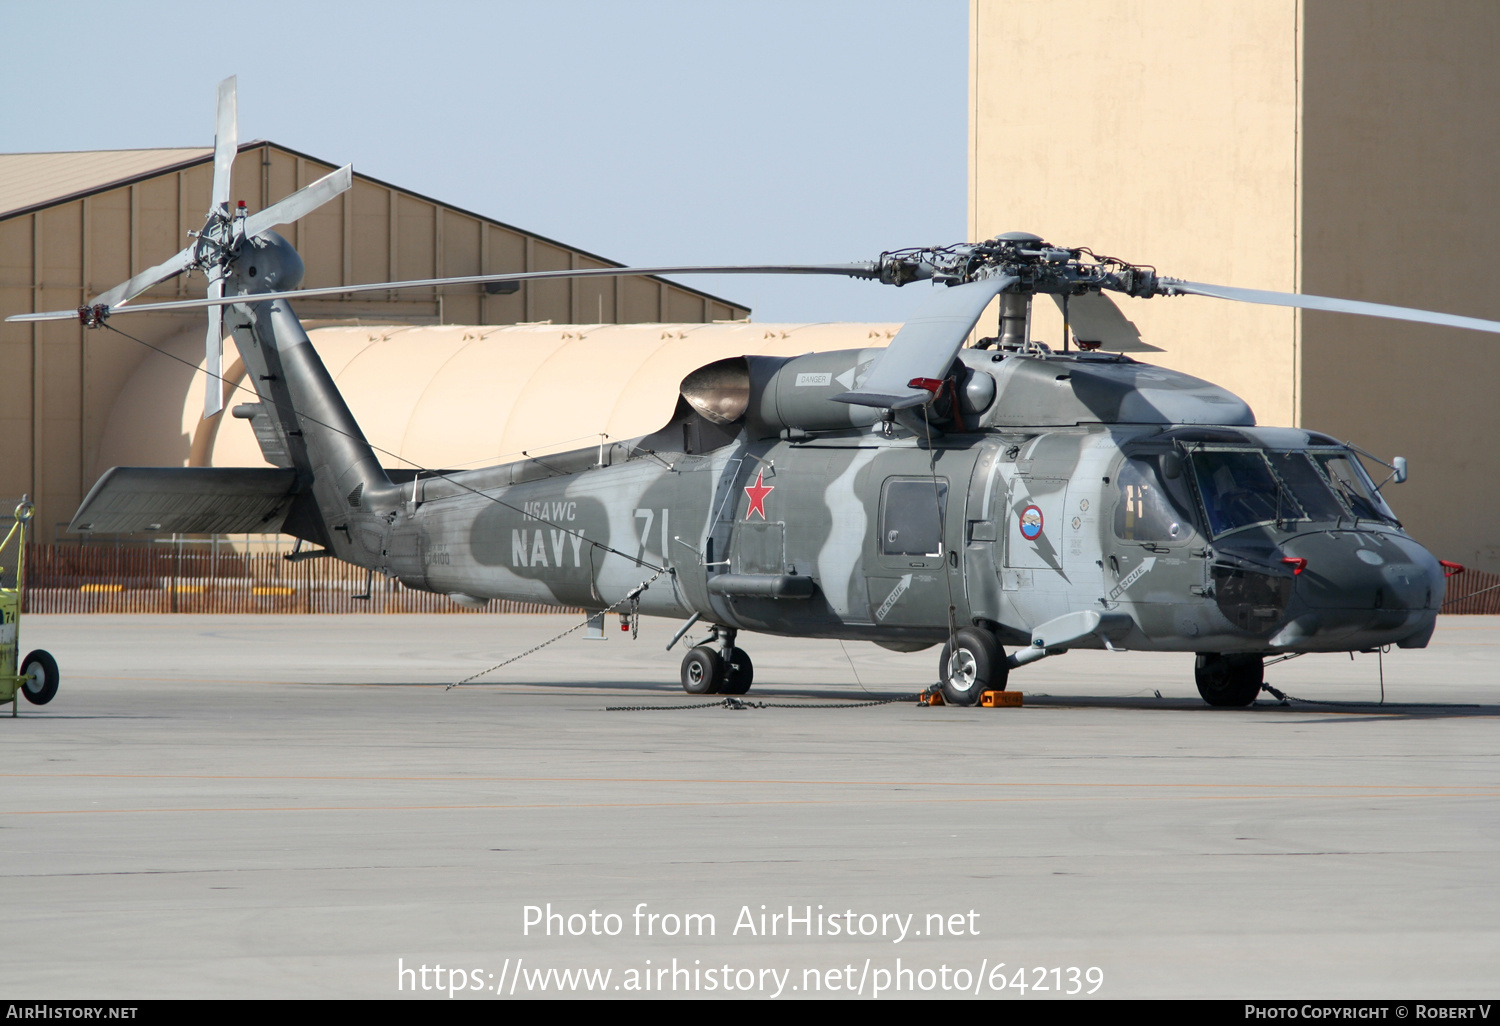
[7,262,880,322]
[1168,280,1500,336]
[211,76,238,215]
[204,277,225,419]
[832,274,1016,409]
[87,245,196,311]
[241,164,352,239]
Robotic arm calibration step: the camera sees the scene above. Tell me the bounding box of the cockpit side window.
[1114,456,1197,542]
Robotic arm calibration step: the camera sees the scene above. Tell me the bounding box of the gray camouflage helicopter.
[14,78,1494,707]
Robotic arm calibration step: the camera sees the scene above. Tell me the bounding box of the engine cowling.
[680,351,996,438]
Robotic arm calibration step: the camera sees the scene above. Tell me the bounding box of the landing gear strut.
[679,626,754,696]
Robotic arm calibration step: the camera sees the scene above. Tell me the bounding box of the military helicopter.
[13,78,1496,708]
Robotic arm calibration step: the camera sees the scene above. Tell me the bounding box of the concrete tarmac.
[1,613,1496,1000]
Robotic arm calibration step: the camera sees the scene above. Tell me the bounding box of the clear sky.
[0,0,968,324]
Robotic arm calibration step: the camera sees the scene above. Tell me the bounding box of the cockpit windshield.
[1313,453,1399,525]
[1186,446,1400,537]
[1190,450,1284,536]
[1266,451,1347,521]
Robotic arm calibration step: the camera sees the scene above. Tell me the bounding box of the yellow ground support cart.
[1,497,58,714]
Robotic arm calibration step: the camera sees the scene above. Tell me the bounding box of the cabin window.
[1114,456,1196,542]
[881,478,948,556]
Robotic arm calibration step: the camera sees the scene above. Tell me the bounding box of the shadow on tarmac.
[279,677,1499,719]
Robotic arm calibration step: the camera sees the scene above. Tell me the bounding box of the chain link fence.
[18,542,570,615]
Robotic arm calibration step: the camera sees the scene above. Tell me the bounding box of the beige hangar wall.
[970,0,1500,571]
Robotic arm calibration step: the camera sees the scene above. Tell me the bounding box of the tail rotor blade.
[242,164,352,240]
[1168,280,1500,336]
[833,274,1016,409]
[212,76,238,215]
[204,277,225,419]
[91,245,196,310]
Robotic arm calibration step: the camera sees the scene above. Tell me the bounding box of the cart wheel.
[20,650,58,705]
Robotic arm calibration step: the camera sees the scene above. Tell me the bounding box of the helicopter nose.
[1272,531,1443,647]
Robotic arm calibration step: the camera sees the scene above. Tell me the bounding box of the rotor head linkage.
[875,233,1160,300]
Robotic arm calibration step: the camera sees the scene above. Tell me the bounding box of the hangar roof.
[0,146,212,219]
[0,141,742,311]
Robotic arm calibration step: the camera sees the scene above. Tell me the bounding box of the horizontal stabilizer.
[70,467,300,535]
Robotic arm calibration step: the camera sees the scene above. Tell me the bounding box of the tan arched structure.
[96,322,900,477]
[2,142,751,542]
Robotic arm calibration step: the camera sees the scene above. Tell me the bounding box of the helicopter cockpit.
[1104,427,1441,658]
[1119,428,1402,543]
[1187,446,1399,537]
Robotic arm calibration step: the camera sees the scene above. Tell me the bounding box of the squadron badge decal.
[1019,504,1044,541]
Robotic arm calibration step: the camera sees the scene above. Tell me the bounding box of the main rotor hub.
[876,233,1162,301]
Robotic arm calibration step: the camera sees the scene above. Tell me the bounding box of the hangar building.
[970,0,1500,572]
[0,142,758,542]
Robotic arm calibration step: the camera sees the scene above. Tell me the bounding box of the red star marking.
[744,470,775,520]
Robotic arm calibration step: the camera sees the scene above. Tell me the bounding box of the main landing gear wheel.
[720,648,754,695]
[681,646,722,695]
[938,627,1005,706]
[20,649,59,705]
[1194,653,1263,707]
